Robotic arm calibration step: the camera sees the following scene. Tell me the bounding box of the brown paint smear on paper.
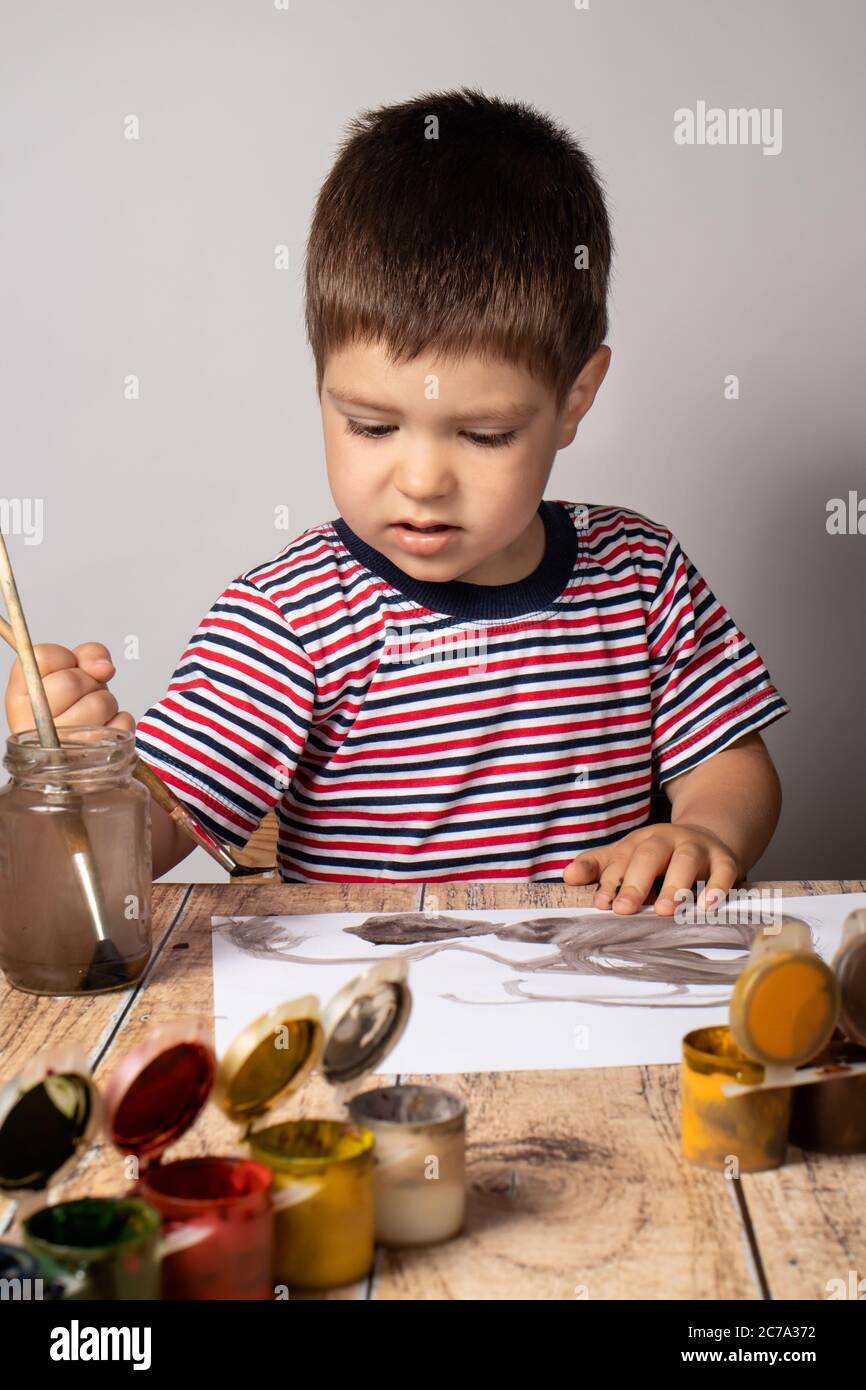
[216,910,808,1010]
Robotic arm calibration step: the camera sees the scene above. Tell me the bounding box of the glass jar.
[0,727,152,995]
[23,1196,161,1300]
[248,1119,375,1290]
[789,1037,866,1154]
[347,1083,466,1247]
[681,1025,791,1172]
[134,1156,275,1300]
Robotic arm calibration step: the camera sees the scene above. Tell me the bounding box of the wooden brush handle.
[0,543,61,749]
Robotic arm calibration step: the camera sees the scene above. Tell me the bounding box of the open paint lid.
[102,1019,216,1166]
[0,1043,98,1194]
[729,919,840,1067]
[320,959,411,1084]
[214,995,323,1123]
[834,909,866,1046]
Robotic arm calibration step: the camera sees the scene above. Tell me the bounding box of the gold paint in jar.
[681,1025,790,1171]
[247,1119,374,1290]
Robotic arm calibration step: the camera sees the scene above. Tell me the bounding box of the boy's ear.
[557,345,611,447]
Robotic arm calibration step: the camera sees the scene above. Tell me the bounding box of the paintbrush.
[0,612,267,877]
[0,535,128,990]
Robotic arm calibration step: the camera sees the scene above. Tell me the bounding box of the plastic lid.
[835,910,866,1046]
[102,1019,215,1165]
[0,1044,97,1194]
[214,996,323,1123]
[730,922,840,1067]
[321,959,411,1084]
[746,917,812,960]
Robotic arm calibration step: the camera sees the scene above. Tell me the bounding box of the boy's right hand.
[4,642,135,736]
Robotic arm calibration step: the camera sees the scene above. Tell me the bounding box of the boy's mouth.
[389,520,461,554]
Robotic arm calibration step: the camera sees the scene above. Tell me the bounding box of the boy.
[4,88,787,914]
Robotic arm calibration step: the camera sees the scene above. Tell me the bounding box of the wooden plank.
[737,878,866,1299]
[8,881,421,1299]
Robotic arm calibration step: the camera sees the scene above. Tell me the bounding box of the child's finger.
[653,841,713,914]
[72,641,116,680]
[53,688,120,728]
[107,711,136,734]
[6,642,79,695]
[696,851,740,911]
[595,854,632,907]
[8,664,103,725]
[606,838,675,912]
[563,853,602,885]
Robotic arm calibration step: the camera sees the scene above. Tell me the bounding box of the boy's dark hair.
[305,87,613,409]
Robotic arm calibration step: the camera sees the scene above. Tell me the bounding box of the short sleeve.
[134,575,316,848]
[647,533,789,785]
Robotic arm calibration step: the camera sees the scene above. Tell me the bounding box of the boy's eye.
[345,418,397,440]
[344,418,518,448]
[463,429,518,449]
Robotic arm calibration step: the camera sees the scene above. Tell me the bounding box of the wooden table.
[2,878,864,1301]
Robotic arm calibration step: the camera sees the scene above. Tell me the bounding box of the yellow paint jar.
[728,918,839,1067]
[681,1025,791,1171]
[247,1119,374,1289]
[218,959,412,1291]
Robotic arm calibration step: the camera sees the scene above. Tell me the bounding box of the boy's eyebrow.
[325,387,541,424]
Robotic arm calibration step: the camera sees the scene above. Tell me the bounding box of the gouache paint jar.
[833,909,866,1046]
[134,1158,274,1300]
[235,958,412,1289]
[0,728,152,995]
[0,1001,323,1301]
[681,1026,791,1172]
[23,1197,161,1300]
[102,1007,322,1301]
[789,1037,866,1155]
[728,918,839,1068]
[0,1043,98,1203]
[247,1119,375,1290]
[347,1084,466,1247]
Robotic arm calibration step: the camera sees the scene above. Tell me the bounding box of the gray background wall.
[1,0,863,882]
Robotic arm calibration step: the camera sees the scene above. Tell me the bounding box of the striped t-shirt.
[134,500,789,882]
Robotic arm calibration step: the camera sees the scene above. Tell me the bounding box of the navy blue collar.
[331,500,578,620]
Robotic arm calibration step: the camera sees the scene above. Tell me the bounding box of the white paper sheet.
[211,893,866,1073]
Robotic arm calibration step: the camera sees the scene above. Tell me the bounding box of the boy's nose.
[391,454,456,502]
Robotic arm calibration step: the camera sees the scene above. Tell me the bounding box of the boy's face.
[320,340,609,586]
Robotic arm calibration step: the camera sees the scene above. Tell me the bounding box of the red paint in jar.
[135,1156,274,1300]
[103,1023,280,1301]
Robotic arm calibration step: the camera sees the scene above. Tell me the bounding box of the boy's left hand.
[563,823,741,915]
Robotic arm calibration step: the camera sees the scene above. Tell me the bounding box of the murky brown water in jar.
[0,729,152,995]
